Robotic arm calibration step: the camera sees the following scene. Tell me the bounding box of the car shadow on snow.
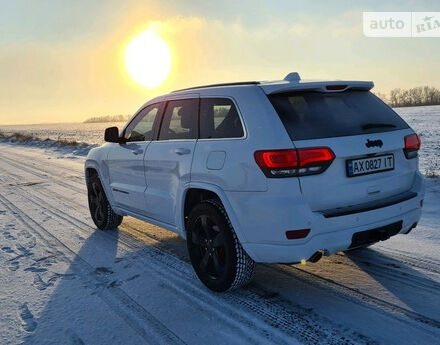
[345,247,440,326]
[21,221,440,344]
[21,229,128,345]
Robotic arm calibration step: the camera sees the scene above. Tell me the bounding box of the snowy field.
[0,140,439,343]
[0,121,127,146]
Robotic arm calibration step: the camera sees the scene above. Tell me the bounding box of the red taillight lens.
[297,148,335,167]
[254,149,298,169]
[404,133,421,150]
[404,133,421,159]
[254,147,335,177]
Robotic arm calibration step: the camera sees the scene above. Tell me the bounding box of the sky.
[0,0,440,125]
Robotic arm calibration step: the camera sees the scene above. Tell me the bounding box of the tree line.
[83,115,131,123]
[375,86,440,107]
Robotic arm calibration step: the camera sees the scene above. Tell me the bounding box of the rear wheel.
[186,200,255,292]
[88,175,123,230]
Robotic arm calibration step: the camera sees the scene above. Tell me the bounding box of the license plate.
[346,154,394,177]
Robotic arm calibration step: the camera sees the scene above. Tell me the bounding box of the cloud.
[289,23,314,37]
[328,10,363,38]
[1,6,439,125]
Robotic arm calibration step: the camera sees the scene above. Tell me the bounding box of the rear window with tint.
[268,91,408,140]
[200,98,244,139]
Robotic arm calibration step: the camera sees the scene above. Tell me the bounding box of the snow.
[0,142,440,344]
[396,105,440,176]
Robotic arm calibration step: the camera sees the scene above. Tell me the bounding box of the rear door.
[144,97,199,225]
[107,103,162,214]
[269,91,417,211]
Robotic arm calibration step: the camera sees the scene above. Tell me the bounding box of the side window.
[159,99,198,140]
[124,103,161,142]
[200,98,244,139]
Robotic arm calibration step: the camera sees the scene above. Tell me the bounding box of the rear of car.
[268,90,419,209]
[239,83,424,263]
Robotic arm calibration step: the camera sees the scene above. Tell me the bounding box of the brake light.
[404,133,421,159]
[254,147,335,178]
[254,149,298,169]
[326,85,347,91]
[298,148,335,167]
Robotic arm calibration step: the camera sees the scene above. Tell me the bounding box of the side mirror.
[104,127,120,143]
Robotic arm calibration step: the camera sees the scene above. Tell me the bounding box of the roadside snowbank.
[0,132,96,157]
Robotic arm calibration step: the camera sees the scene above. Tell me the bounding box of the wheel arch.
[179,183,249,246]
[84,160,118,212]
[84,160,103,186]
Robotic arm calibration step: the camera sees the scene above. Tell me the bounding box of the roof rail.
[172,81,260,93]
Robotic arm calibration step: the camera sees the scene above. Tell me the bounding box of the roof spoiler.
[262,79,374,95]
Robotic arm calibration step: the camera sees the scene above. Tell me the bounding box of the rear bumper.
[320,190,417,218]
[245,207,421,263]
[231,172,425,263]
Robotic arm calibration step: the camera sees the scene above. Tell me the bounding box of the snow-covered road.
[0,143,439,345]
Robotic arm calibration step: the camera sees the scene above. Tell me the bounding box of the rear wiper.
[362,123,396,130]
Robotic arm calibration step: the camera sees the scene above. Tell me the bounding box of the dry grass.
[0,131,87,147]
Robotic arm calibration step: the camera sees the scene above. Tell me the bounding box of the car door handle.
[132,149,143,155]
[174,148,191,155]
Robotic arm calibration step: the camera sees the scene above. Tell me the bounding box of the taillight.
[254,147,335,178]
[404,133,421,159]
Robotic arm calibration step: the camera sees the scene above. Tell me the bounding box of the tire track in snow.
[1,188,300,345]
[270,263,440,331]
[0,153,84,194]
[130,218,440,333]
[4,166,440,340]
[330,252,440,293]
[27,183,440,324]
[3,180,373,344]
[2,145,440,342]
[365,248,440,275]
[0,192,186,345]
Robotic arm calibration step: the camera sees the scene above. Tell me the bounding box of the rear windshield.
[268,91,409,140]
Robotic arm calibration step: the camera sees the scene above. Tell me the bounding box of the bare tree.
[387,86,440,107]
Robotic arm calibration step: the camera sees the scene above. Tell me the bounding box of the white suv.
[85,72,424,291]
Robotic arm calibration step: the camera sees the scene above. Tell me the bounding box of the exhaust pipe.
[308,250,323,263]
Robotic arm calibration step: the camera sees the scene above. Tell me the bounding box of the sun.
[125,30,171,88]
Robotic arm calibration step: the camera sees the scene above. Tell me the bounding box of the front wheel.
[186,200,255,292]
[87,175,123,230]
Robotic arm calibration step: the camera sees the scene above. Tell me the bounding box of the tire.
[186,199,255,292]
[87,175,123,230]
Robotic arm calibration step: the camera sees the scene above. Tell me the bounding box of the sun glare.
[125,30,171,88]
